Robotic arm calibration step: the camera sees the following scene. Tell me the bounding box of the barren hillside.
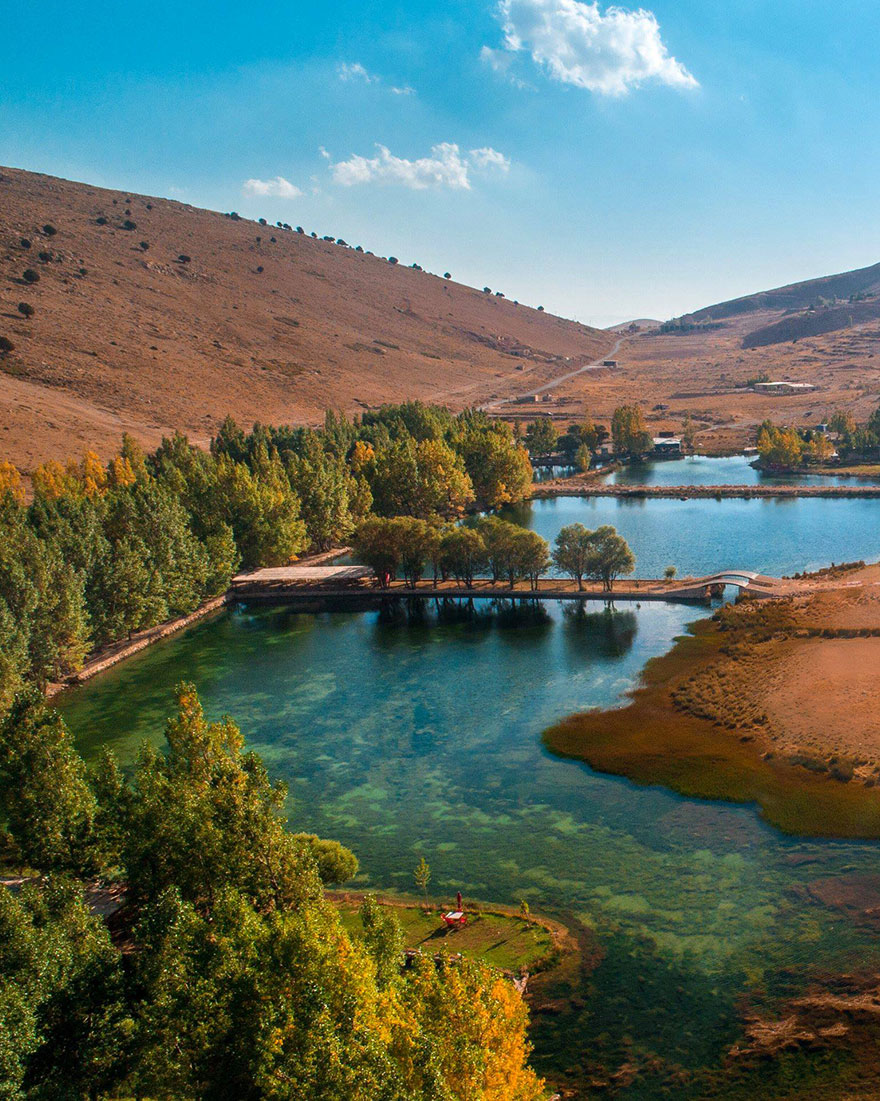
[681,261,880,325]
[0,166,609,471]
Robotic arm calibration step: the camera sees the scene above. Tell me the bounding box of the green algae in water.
[58,600,880,1095]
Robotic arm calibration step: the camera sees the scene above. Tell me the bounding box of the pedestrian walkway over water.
[230,566,788,604]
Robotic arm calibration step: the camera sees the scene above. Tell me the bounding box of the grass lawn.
[333,895,558,973]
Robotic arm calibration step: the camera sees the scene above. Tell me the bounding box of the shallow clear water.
[500,494,880,577]
[60,596,880,1091]
[57,490,880,1092]
[607,453,870,487]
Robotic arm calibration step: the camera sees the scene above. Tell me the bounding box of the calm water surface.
[59,487,880,1093]
[501,494,880,576]
[607,453,874,487]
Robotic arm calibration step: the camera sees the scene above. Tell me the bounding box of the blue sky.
[3,0,880,325]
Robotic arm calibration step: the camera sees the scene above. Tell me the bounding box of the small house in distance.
[602,358,619,367]
[752,381,817,395]
[652,435,682,456]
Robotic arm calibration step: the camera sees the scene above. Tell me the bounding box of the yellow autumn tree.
[394,954,546,1100]
[350,439,375,476]
[0,460,25,504]
[33,451,109,500]
[107,454,137,488]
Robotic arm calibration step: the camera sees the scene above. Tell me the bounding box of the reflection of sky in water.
[501,493,880,577]
[608,453,870,488]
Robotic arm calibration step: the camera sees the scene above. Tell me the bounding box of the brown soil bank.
[544,563,880,838]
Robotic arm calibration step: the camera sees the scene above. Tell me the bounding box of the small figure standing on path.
[456,891,462,911]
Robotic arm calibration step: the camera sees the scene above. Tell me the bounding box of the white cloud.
[243,176,303,199]
[469,147,511,171]
[338,61,377,83]
[328,143,510,191]
[490,0,698,96]
[390,85,416,96]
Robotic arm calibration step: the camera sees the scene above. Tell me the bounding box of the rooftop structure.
[752,381,817,394]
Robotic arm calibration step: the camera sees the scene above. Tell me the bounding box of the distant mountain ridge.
[681,260,880,325]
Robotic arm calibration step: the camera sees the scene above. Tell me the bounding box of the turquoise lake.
[58,472,880,1095]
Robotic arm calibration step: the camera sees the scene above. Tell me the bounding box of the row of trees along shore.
[519,406,697,467]
[757,405,880,468]
[0,403,533,708]
[355,516,636,593]
[0,402,550,1097]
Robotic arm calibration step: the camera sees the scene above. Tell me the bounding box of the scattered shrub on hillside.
[17,303,34,318]
[38,251,52,263]
[256,265,264,273]
[537,305,544,311]
[19,238,31,249]
[79,267,87,276]
[0,336,15,354]
[355,244,363,252]
[270,236,276,243]
[255,236,261,243]
[178,254,191,263]
[42,224,57,236]
[296,226,304,234]
[122,220,137,231]
[310,231,317,238]
[124,208,131,215]
[495,291,505,297]
[226,211,241,220]
[444,272,451,279]
[322,235,334,242]
[483,287,491,294]
[259,217,267,226]
[139,241,149,251]
[146,202,153,209]
[337,238,347,246]
[22,269,40,284]
[95,216,108,225]
[388,256,398,264]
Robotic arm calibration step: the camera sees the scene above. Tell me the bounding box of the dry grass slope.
[0,165,609,472]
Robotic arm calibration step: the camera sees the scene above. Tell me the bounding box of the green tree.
[459,424,533,508]
[611,405,652,456]
[552,523,595,590]
[524,418,557,457]
[439,527,486,587]
[575,443,592,472]
[352,516,402,587]
[414,855,431,905]
[681,414,697,452]
[0,692,98,874]
[0,878,124,1100]
[214,448,307,566]
[586,525,635,591]
[359,894,405,988]
[292,833,359,885]
[124,684,329,912]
